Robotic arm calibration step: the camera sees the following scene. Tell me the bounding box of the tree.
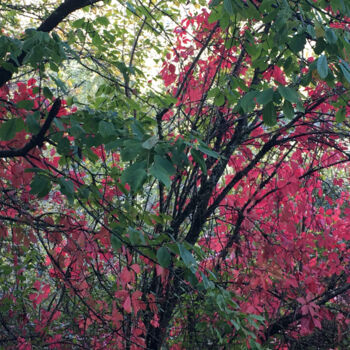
[0,0,350,349]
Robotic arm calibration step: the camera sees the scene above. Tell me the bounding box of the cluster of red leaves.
[159,8,350,347]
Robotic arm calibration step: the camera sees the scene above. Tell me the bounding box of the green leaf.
[121,140,144,161]
[262,102,277,126]
[16,100,34,110]
[314,38,326,55]
[256,88,274,105]
[191,149,207,174]
[155,155,175,175]
[246,43,261,60]
[306,24,316,39]
[325,28,337,44]
[250,314,265,322]
[105,140,123,151]
[131,120,146,140]
[142,135,158,150]
[43,87,53,99]
[26,112,41,133]
[77,186,89,199]
[96,16,109,26]
[317,55,328,79]
[284,56,293,73]
[335,108,346,123]
[92,33,103,47]
[177,243,197,273]
[150,164,170,187]
[300,71,312,86]
[150,155,175,188]
[223,0,234,15]
[72,18,85,28]
[197,143,219,159]
[296,101,305,113]
[240,91,258,113]
[1,61,18,73]
[24,168,49,174]
[209,0,221,7]
[70,124,85,138]
[49,75,68,94]
[282,101,294,119]
[58,178,75,203]
[289,34,306,53]
[30,175,52,198]
[98,120,115,138]
[157,247,171,268]
[277,85,300,103]
[200,272,214,290]
[339,61,350,84]
[128,228,144,245]
[0,119,17,140]
[56,136,71,155]
[111,234,122,251]
[214,93,225,106]
[50,62,59,72]
[171,141,189,168]
[208,8,221,23]
[216,293,227,311]
[121,160,147,192]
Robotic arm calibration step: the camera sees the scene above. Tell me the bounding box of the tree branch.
[0,98,61,158]
[263,283,350,342]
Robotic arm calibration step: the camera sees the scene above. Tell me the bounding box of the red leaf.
[123,296,132,313]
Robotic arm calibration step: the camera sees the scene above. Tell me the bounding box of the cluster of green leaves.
[238,84,302,125]
[0,29,67,73]
[209,0,350,125]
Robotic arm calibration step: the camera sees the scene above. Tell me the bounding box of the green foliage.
[156,246,171,268]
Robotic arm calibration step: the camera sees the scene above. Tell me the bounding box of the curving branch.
[263,282,350,343]
[0,99,61,158]
[0,0,103,87]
